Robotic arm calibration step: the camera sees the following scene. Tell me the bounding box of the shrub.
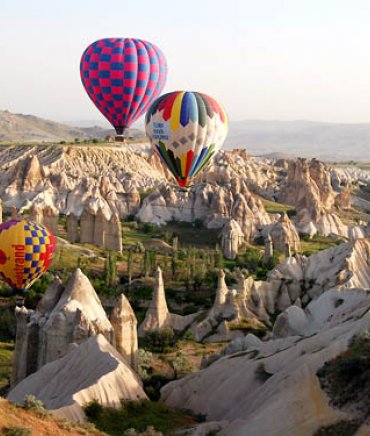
[137,349,153,381]
[314,419,361,436]
[317,333,370,423]
[84,399,196,434]
[143,374,174,401]
[23,394,49,417]
[171,353,194,378]
[141,328,177,353]
[3,426,31,436]
[84,399,103,420]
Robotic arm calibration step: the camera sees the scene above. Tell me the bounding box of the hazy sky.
[1,0,370,126]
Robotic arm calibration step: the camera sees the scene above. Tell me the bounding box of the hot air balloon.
[0,219,56,295]
[80,37,167,140]
[145,91,228,188]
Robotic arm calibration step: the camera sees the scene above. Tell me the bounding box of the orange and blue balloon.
[145,91,228,187]
[0,219,56,293]
[80,38,167,136]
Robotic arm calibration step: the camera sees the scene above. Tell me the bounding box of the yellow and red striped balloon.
[145,91,228,187]
[0,219,56,292]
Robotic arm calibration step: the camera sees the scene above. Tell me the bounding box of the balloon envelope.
[0,219,56,292]
[145,91,228,187]
[80,38,167,135]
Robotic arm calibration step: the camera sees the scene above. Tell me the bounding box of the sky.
[1,0,370,126]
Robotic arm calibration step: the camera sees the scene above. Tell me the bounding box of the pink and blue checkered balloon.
[80,38,167,135]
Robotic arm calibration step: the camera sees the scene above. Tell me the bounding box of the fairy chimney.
[80,207,95,244]
[111,293,138,371]
[66,214,79,243]
[104,213,122,252]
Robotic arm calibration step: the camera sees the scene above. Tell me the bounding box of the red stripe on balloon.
[185,150,194,178]
[161,92,179,121]
[199,93,225,123]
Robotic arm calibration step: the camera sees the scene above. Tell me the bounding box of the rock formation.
[79,207,95,244]
[71,205,122,251]
[42,206,58,235]
[8,335,147,422]
[237,237,370,327]
[264,234,273,264]
[220,219,244,259]
[190,270,265,342]
[0,145,164,218]
[278,158,366,238]
[189,238,370,343]
[139,266,170,335]
[29,203,43,224]
[111,293,138,371]
[93,207,105,247]
[0,145,366,241]
[161,244,370,435]
[66,213,79,242]
[137,181,272,241]
[138,266,198,336]
[10,206,18,219]
[11,269,115,387]
[104,213,122,252]
[266,213,300,253]
[161,297,370,435]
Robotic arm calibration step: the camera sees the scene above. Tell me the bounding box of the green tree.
[127,250,133,284]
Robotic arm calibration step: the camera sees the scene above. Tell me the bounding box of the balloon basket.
[115,136,125,143]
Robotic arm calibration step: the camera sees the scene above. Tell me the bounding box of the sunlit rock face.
[220,219,244,260]
[11,269,115,387]
[0,144,163,217]
[161,238,370,436]
[8,335,147,422]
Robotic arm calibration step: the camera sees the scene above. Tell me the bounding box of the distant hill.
[0,110,144,142]
[225,120,370,162]
[2,111,370,162]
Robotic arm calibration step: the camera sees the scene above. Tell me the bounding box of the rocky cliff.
[8,335,147,422]
[161,239,370,435]
[12,269,139,387]
[0,145,367,241]
[0,145,165,219]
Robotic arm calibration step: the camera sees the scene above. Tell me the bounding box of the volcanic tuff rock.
[138,266,198,337]
[8,335,147,422]
[0,144,165,218]
[137,180,272,241]
[0,145,367,240]
[11,269,115,387]
[194,238,370,344]
[220,219,244,260]
[264,212,301,253]
[111,293,138,371]
[278,158,367,238]
[190,270,265,342]
[161,304,370,435]
[161,239,370,434]
[239,237,370,323]
[331,165,370,187]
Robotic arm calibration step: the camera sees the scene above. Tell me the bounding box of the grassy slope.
[0,399,103,435]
